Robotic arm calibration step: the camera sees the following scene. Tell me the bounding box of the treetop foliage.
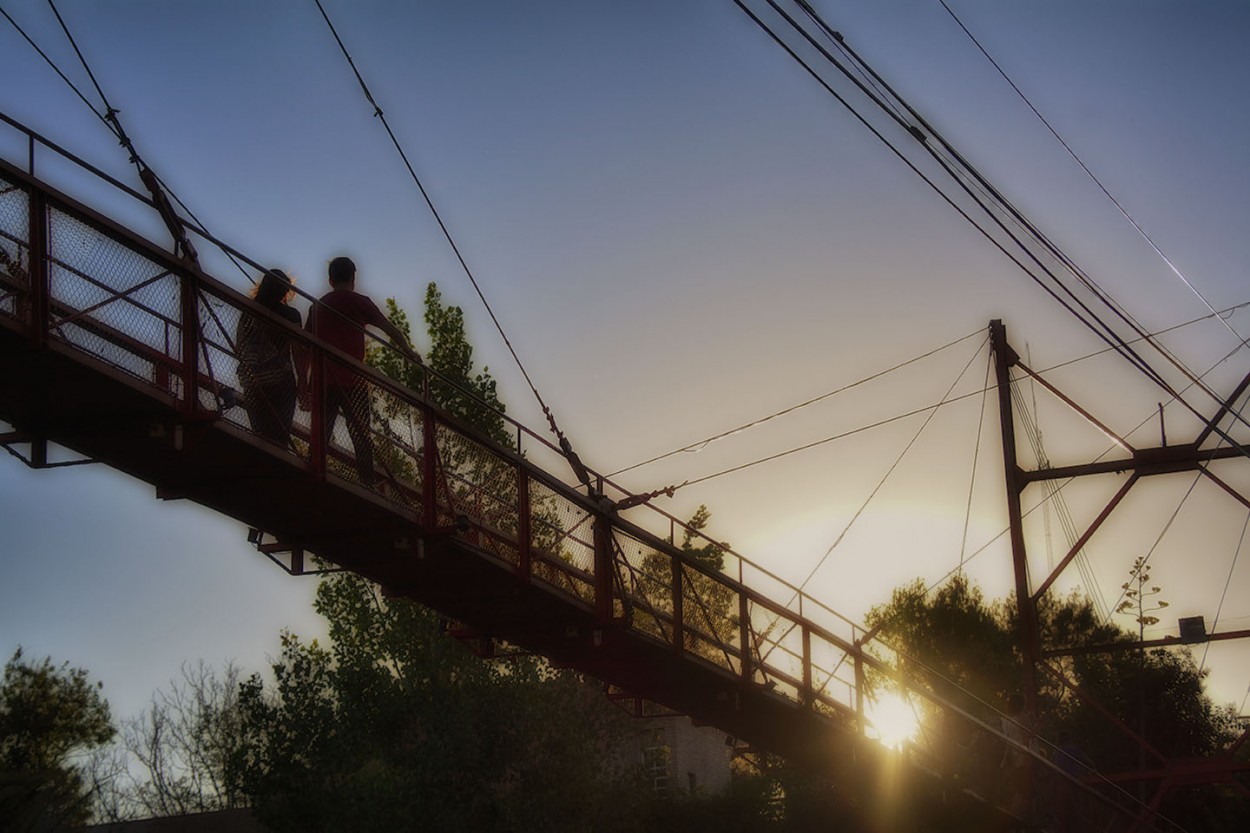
[0,648,113,773]
[864,574,1248,831]
[1,648,115,828]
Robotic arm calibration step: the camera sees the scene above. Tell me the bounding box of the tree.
[864,577,1248,830]
[90,662,246,821]
[864,575,1016,716]
[233,574,650,832]
[366,284,508,447]
[0,648,114,830]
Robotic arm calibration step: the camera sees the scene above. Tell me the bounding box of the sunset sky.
[2,0,1248,722]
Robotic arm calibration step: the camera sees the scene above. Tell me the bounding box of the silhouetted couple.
[237,256,420,490]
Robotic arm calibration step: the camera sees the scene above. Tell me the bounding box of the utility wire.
[797,332,989,594]
[310,0,592,489]
[1200,509,1249,673]
[608,327,983,478]
[822,0,1250,442]
[937,0,1249,355]
[792,0,1211,402]
[957,346,993,576]
[660,298,1249,495]
[778,0,1179,393]
[748,0,1250,451]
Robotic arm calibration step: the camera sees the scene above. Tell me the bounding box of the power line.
[1200,508,1249,673]
[936,0,1249,355]
[310,0,592,489]
[608,327,984,479]
[797,333,989,593]
[774,0,1178,391]
[741,0,1250,454]
[659,296,1250,496]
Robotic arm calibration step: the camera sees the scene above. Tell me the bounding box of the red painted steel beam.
[1021,443,1245,484]
[1032,472,1139,603]
[992,320,1041,715]
[1043,628,1250,658]
[1014,359,1134,453]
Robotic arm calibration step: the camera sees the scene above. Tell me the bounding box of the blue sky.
[2,1,1248,720]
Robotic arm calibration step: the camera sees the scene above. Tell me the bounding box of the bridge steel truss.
[0,113,1177,831]
[991,320,1250,829]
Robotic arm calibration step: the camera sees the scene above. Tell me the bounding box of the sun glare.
[867,692,920,750]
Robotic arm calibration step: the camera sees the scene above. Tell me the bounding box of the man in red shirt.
[304,256,421,488]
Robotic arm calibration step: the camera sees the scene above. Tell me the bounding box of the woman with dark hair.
[236,269,303,447]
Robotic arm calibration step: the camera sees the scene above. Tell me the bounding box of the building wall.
[632,713,733,798]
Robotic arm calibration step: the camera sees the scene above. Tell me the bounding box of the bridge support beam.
[991,320,1041,713]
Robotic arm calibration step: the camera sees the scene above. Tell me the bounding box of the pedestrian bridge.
[0,113,1153,831]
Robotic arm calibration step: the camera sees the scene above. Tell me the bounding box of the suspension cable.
[310,0,592,489]
[0,4,102,120]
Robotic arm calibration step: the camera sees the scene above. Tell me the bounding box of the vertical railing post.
[308,350,326,479]
[29,188,48,344]
[739,592,752,683]
[801,627,813,707]
[178,270,199,416]
[422,402,438,530]
[592,507,613,623]
[671,557,684,653]
[854,651,866,733]
[517,467,531,582]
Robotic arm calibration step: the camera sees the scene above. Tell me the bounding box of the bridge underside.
[0,316,1012,831]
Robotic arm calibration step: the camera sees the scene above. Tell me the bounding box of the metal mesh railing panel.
[311,355,425,506]
[193,290,240,413]
[369,381,424,507]
[197,286,314,462]
[204,295,247,430]
[0,175,30,322]
[46,207,182,395]
[527,478,595,604]
[679,562,741,675]
[435,422,520,564]
[612,531,673,644]
[751,602,805,693]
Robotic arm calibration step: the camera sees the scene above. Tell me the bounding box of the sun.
[867,692,920,750]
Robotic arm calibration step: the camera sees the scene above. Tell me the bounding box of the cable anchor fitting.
[613,482,684,511]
